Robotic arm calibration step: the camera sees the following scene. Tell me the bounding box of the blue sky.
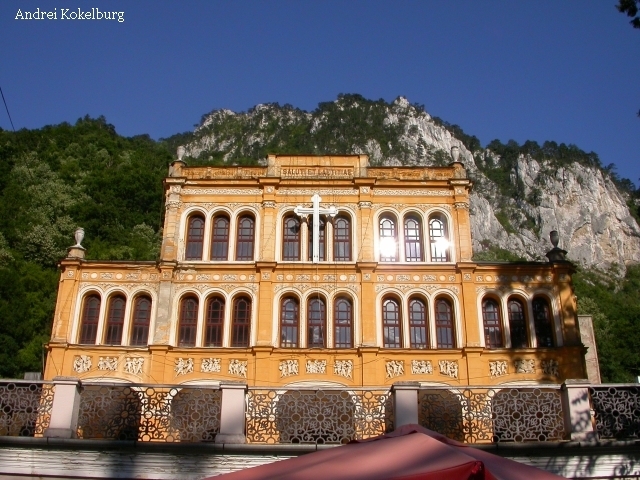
[2,1,639,185]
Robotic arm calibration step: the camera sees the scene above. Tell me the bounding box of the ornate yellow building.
[44,153,588,388]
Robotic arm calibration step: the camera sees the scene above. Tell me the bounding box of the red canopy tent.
[207,425,566,480]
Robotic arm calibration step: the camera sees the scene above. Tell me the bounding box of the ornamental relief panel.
[438,360,459,379]
[373,189,453,197]
[201,358,221,373]
[489,360,508,378]
[279,360,299,378]
[98,357,118,371]
[385,360,404,378]
[73,355,92,373]
[411,360,433,375]
[81,271,159,281]
[79,282,160,293]
[306,360,327,374]
[124,357,144,375]
[334,360,353,379]
[229,359,248,378]
[277,188,358,196]
[367,167,454,181]
[175,358,194,376]
[181,188,263,196]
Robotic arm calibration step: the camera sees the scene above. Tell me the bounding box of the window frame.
[482,298,504,348]
[334,297,353,348]
[79,294,101,345]
[428,214,450,262]
[404,215,424,262]
[507,298,529,349]
[408,297,429,349]
[178,296,198,347]
[231,296,251,347]
[185,214,205,261]
[104,294,126,345]
[283,214,302,261]
[130,295,152,346]
[280,297,300,348]
[235,215,255,261]
[379,215,398,262]
[307,296,327,348]
[333,215,351,261]
[205,296,225,347]
[435,297,455,349]
[210,214,230,261]
[532,296,555,348]
[382,297,402,348]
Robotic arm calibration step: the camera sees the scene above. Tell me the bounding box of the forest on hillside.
[0,108,638,382]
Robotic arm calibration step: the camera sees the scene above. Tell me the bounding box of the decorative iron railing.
[589,385,640,439]
[77,383,221,442]
[0,381,54,437]
[418,386,565,443]
[246,388,394,444]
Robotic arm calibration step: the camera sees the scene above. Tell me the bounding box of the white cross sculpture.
[294,193,338,263]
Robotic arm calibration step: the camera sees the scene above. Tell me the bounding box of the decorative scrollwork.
[246,389,393,444]
[419,387,565,443]
[0,382,54,437]
[589,386,640,439]
[77,384,221,442]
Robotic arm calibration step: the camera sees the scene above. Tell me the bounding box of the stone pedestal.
[562,379,596,441]
[215,382,248,444]
[392,382,420,428]
[44,377,82,439]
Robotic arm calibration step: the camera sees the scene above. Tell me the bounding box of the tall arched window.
[307,217,326,261]
[104,295,125,345]
[235,215,255,261]
[333,216,351,261]
[185,215,205,260]
[307,297,326,348]
[482,298,503,348]
[379,215,398,262]
[409,298,428,348]
[382,298,402,348]
[79,294,101,344]
[231,297,251,347]
[533,297,554,347]
[210,215,230,260]
[205,297,224,347]
[404,216,423,262]
[280,297,299,348]
[178,296,198,347]
[334,297,353,348]
[435,298,455,349]
[283,215,301,261]
[429,214,449,262]
[508,299,528,348]
[130,296,151,346]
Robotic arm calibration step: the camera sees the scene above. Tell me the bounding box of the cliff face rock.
[185,95,640,270]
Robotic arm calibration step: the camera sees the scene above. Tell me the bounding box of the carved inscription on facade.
[334,360,353,379]
[175,358,194,376]
[229,359,248,378]
[514,359,536,374]
[438,360,459,379]
[411,360,433,375]
[98,357,118,371]
[73,355,92,373]
[305,360,327,374]
[201,358,221,373]
[385,360,404,378]
[489,360,508,378]
[124,357,144,375]
[279,360,299,378]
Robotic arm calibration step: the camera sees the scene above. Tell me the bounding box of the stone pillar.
[44,377,82,439]
[392,382,420,428]
[215,382,248,444]
[561,379,596,441]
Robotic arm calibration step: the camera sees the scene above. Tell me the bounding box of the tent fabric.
[208,424,566,480]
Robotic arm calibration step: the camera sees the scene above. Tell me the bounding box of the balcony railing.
[0,381,54,437]
[418,386,565,443]
[0,379,638,445]
[246,388,393,444]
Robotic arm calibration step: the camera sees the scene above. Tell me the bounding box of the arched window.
[307,217,326,261]
[178,296,198,347]
[130,296,151,346]
[507,299,528,348]
[280,297,299,348]
[307,297,326,348]
[379,215,398,262]
[482,298,503,348]
[79,294,101,344]
[205,297,224,347]
[333,216,351,261]
[435,298,455,349]
[382,298,402,348]
[404,216,423,262]
[104,295,126,345]
[210,215,230,260]
[231,297,251,347]
[283,215,301,261]
[429,214,449,262]
[334,297,353,348]
[235,215,255,261]
[185,215,205,260]
[533,297,554,347]
[409,298,428,348]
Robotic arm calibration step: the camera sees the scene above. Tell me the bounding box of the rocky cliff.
[184,95,640,270]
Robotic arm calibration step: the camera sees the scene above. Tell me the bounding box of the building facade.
[44,153,588,387]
